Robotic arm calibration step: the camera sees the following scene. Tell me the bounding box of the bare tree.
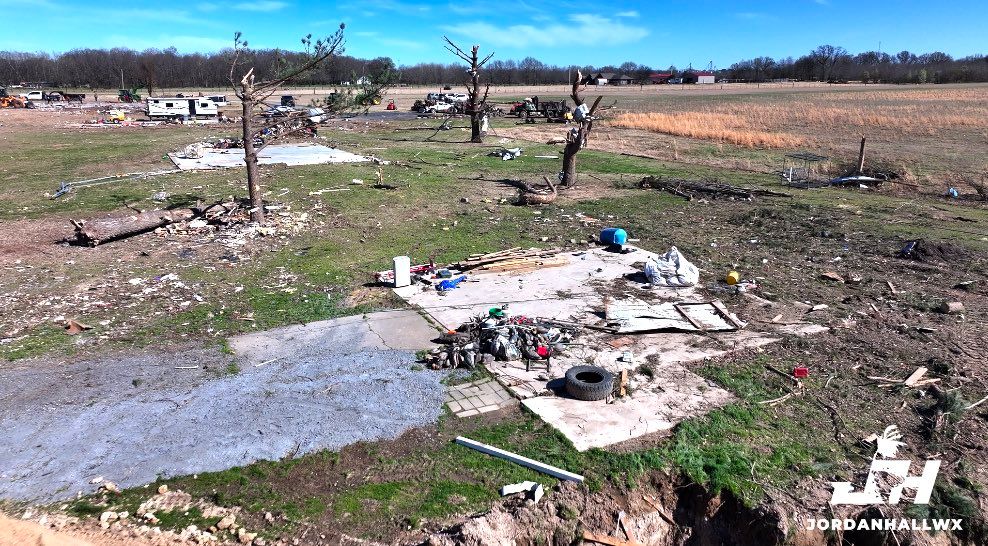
[559,70,603,188]
[442,36,493,143]
[229,26,345,223]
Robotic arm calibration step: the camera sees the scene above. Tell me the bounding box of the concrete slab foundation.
[167,144,369,170]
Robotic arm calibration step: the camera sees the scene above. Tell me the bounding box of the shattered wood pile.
[454,247,566,274]
[640,175,790,201]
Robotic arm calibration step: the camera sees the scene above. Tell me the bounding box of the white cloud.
[615,10,639,18]
[103,34,235,52]
[235,0,287,11]
[441,14,648,49]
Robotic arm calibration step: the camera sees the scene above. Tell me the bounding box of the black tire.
[564,365,614,401]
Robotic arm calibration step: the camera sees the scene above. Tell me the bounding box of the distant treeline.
[1,44,986,89]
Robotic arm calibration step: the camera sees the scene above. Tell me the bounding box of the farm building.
[649,73,673,84]
[584,73,635,85]
[682,71,716,83]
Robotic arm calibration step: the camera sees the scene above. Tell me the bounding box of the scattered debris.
[423,311,574,370]
[51,169,181,199]
[868,366,941,389]
[490,147,523,160]
[640,175,790,200]
[499,481,544,503]
[454,436,585,482]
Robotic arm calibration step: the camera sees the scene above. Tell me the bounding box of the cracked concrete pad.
[0,311,443,502]
[522,363,735,452]
[229,309,439,361]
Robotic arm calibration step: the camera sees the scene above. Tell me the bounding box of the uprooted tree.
[560,70,603,188]
[229,26,346,223]
[443,36,493,143]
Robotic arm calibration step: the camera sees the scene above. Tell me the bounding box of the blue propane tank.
[599,227,627,246]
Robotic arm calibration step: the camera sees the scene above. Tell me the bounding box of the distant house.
[649,73,673,84]
[694,71,716,84]
[583,72,634,85]
[584,72,614,85]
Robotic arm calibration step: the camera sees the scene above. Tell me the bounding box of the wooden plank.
[454,436,584,482]
[903,366,928,387]
[582,531,643,546]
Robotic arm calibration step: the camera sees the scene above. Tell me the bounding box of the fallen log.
[517,176,558,206]
[640,175,790,200]
[71,208,196,246]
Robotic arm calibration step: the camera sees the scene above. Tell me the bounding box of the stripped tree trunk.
[443,37,493,144]
[241,79,264,223]
[559,71,603,188]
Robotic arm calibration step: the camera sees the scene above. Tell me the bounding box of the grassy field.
[2,88,987,543]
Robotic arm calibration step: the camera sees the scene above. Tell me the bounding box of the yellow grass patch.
[613,87,988,149]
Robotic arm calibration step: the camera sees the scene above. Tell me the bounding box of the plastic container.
[725,270,740,285]
[599,227,627,246]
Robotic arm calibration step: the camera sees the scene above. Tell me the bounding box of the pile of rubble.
[424,309,577,370]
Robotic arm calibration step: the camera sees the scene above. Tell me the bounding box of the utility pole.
[120,69,124,90]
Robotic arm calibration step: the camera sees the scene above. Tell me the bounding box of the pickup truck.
[18,91,44,101]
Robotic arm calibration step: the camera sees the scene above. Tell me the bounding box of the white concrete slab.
[523,364,735,452]
[167,144,369,170]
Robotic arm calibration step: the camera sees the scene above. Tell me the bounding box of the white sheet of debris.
[167,144,369,170]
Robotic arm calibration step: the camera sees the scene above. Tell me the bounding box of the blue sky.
[1,0,985,67]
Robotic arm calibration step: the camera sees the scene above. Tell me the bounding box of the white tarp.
[167,144,369,170]
[644,246,699,287]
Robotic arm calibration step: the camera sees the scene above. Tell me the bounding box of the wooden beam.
[454,437,584,482]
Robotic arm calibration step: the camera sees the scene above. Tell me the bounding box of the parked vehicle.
[119,88,142,103]
[446,93,469,102]
[280,95,296,107]
[18,91,44,101]
[208,95,228,107]
[146,97,218,120]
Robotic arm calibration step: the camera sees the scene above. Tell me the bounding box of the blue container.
[599,227,627,246]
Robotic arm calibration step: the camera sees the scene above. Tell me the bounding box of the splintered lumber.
[72,208,196,246]
[454,436,585,482]
[640,175,790,200]
[455,248,563,270]
[477,254,569,273]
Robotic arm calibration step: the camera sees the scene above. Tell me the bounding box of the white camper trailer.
[146,97,218,120]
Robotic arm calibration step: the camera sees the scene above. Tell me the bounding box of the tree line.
[1,43,986,89]
[727,45,988,84]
